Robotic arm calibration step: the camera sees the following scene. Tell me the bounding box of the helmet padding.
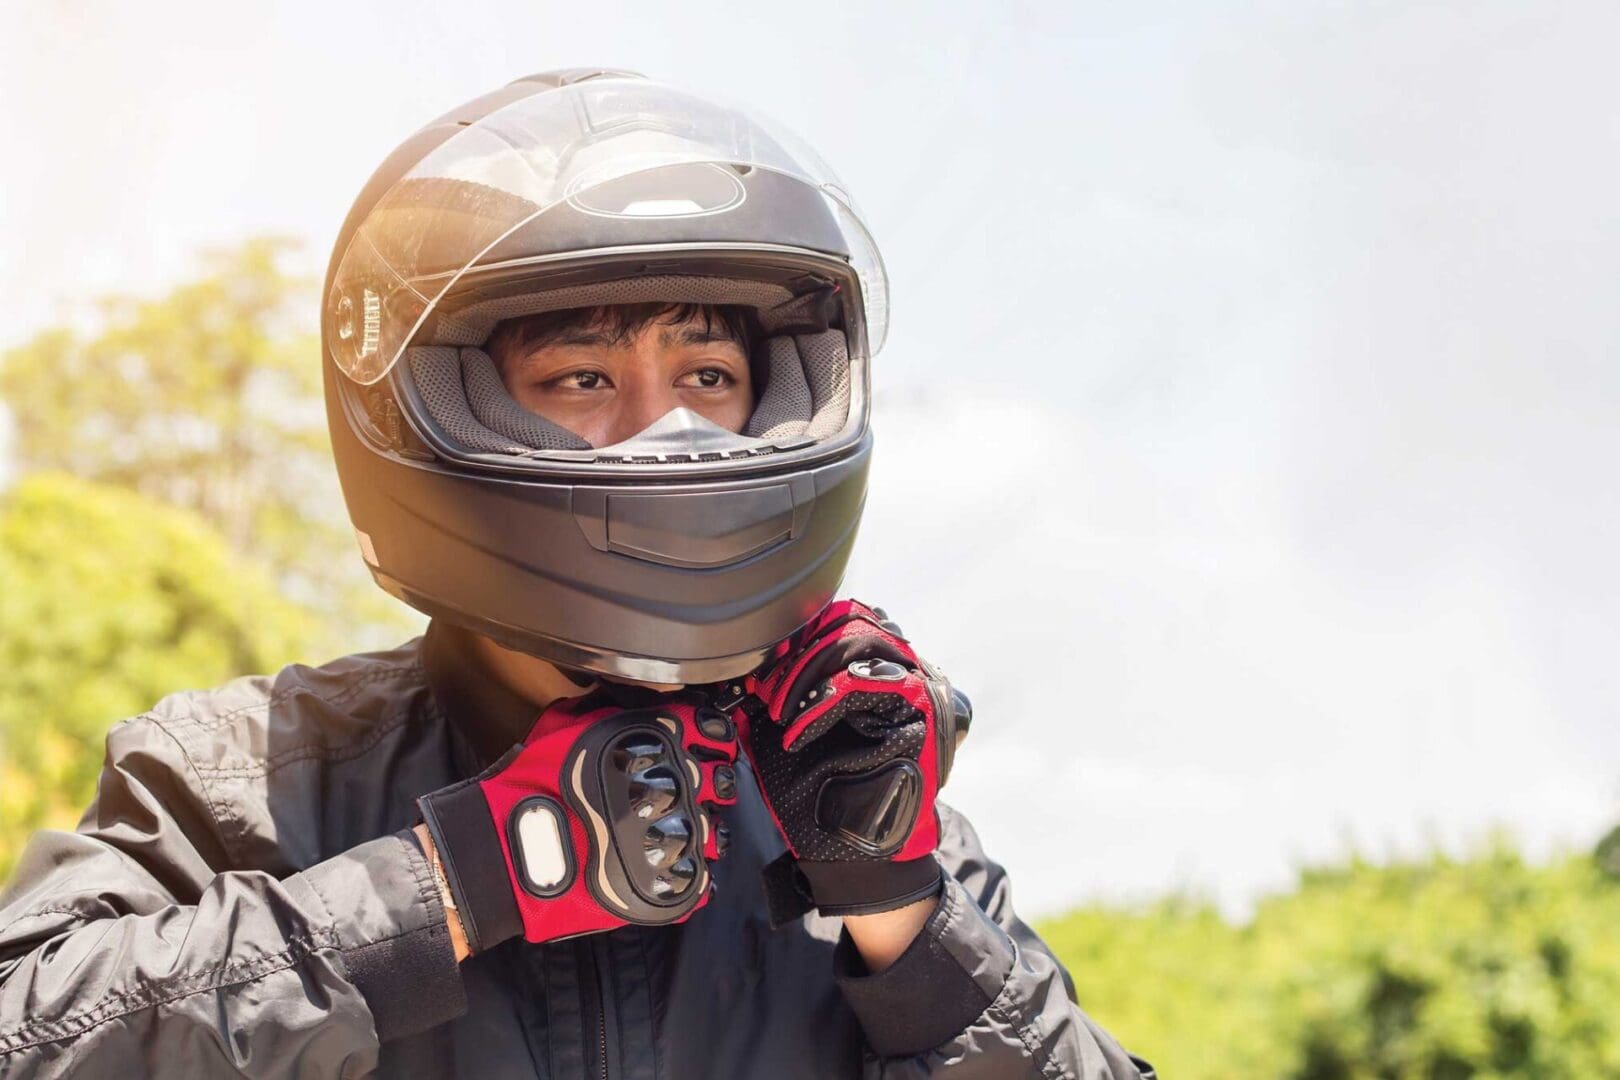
[409,346,589,453]
[746,332,850,440]
[434,275,797,346]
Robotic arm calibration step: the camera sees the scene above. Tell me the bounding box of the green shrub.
[1040,846,1620,1078]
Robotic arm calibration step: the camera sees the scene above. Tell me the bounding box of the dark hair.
[485,302,762,377]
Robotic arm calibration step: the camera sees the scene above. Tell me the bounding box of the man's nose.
[602,378,681,446]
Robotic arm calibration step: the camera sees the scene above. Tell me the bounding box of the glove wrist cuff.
[799,855,944,917]
[418,778,523,954]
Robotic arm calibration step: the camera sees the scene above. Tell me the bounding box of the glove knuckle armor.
[565,710,712,921]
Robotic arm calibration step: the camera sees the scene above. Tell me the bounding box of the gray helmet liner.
[409,347,588,453]
[747,332,850,440]
[434,275,798,346]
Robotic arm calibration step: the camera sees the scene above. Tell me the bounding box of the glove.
[418,691,740,953]
[727,600,971,923]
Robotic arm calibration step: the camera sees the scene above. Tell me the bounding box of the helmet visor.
[327,77,888,385]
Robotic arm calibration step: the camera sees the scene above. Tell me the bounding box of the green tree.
[0,473,324,878]
[0,238,400,636]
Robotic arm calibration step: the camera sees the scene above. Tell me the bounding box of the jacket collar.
[420,619,541,767]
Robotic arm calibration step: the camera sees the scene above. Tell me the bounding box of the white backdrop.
[3,0,1617,914]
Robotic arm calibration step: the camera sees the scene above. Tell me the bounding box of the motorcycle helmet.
[322,68,888,684]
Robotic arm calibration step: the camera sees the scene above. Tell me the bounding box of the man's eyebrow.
[661,323,743,348]
[535,328,619,349]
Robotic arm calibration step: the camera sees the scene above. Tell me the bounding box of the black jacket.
[0,623,1152,1078]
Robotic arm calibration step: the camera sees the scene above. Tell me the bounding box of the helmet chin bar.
[490,625,775,687]
[524,637,764,689]
[375,574,773,685]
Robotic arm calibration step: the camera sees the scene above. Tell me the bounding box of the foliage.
[0,237,410,878]
[0,473,324,878]
[1039,844,1620,1079]
[0,238,401,638]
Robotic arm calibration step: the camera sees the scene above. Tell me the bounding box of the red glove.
[418,691,740,953]
[725,600,970,923]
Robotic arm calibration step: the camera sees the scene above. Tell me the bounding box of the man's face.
[492,308,754,447]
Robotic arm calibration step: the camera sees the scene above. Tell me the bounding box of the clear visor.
[327,77,888,384]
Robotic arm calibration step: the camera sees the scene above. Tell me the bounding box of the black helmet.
[322,69,889,684]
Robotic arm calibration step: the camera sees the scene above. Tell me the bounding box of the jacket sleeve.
[833,803,1155,1079]
[0,715,466,1077]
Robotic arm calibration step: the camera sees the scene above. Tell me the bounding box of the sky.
[2,0,1618,916]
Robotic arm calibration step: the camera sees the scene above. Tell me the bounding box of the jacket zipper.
[579,937,616,1080]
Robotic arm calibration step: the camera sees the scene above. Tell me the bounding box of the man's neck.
[468,633,596,713]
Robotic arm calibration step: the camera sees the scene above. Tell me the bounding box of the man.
[0,70,1153,1077]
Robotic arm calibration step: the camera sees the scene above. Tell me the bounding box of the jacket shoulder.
[138,637,433,761]
[127,637,443,870]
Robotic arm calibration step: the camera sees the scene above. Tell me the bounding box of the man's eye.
[549,371,607,391]
[682,368,732,389]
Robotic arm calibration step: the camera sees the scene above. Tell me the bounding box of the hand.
[417,692,740,954]
[730,600,970,922]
